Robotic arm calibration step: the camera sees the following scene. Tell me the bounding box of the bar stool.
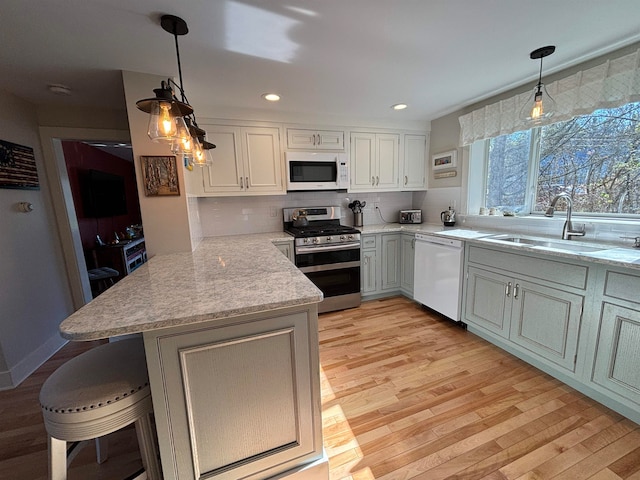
[39,338,160,480]
[87,267,120,296]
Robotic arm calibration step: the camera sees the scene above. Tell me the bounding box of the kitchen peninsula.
[59,234,327,480]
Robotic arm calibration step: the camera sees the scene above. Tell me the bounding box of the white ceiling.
[3,0,640,124]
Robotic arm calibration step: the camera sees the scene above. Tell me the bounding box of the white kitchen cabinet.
[381,233,401,291]
[592,302,640,405]
[273,239,294,262]
[361,233,402,298]
[286,128,344,151]
[400,233,415,296]
[463,245,586,373]
[401,134,427,190]
[361,247,378,295]
[465,266,512,338]
[199,125,284,196]
[590,268,640,407]
[349,132,400,191]
[143,305,323,480]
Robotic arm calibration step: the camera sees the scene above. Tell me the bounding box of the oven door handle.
[296,242,361,254]
[298,261,361,274]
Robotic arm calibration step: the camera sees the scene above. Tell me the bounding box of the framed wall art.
[432,150,457,171]
[140,155,180,196]
[0,139,40,190]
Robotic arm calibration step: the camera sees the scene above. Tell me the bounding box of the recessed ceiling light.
[262,93,281,102]
[391,103,408,110]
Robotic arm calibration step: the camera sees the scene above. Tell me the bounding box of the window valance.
[459,48,640,146]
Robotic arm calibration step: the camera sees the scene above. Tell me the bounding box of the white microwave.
[285,152,349,191]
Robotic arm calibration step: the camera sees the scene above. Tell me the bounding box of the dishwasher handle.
[415,233,463,249]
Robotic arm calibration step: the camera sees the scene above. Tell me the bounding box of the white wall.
[0,90,75,389]
[121,70,196,256]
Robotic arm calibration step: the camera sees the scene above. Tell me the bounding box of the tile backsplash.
[197,191,413,237]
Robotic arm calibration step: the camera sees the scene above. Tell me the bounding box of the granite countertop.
[359,223,640,270]
[60,233,321,341]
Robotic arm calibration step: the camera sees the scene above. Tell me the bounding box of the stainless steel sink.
[486,235,609,253]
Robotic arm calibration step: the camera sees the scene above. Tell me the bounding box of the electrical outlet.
[269,206,278,217]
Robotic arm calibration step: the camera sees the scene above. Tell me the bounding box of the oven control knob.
[340,235,346,241]
[348,234,354,240]
[303,238,309,244]
[312,237,319,244]
[326,236,332,242]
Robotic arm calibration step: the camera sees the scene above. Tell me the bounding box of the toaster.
[399,209,422,224]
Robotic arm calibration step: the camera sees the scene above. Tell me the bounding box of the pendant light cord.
[172,23,186,104]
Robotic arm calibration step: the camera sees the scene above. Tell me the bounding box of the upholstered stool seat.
[39,338,160,480]
[87,267,119,296]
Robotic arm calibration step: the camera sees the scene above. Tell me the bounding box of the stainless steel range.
[284,206,361,313]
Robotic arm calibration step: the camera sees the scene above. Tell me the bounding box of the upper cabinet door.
[202,125,244,193]
[350,133,376,190]
[242,127,284,193]
[402,134,427,190]
[287,128,344,151]
[199,125,284,196]
[376,134,400,190]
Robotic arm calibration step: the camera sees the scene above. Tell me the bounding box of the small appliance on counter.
[399,209,422,224]
[441,206,456,226]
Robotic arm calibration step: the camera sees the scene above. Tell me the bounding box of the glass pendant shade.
[147,100,178,142]
[192,137,208,166]
[521,45,557,125]
[520,82,556,124]
[170,116,193,154]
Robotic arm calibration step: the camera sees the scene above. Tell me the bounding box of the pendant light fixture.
[520,45,557,124]
[136,14,215,167]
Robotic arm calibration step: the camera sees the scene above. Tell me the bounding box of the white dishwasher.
[413,233,464,322]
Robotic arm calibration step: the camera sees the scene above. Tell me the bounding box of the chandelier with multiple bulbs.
[136,15,214,168]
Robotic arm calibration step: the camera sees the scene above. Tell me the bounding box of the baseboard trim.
[0,334,67,390]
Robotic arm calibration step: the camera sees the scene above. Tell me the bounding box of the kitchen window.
[479,101,640,217]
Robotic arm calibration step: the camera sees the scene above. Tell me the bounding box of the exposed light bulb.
[171,117,192,154]
[148,101,177,142]
[192,138,208,166]
[530,93,544,120]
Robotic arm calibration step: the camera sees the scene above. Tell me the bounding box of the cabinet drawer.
[362,236,377,249]
[603,270,640,304]
[467,245,588,290]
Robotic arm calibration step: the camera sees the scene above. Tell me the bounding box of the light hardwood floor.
[1,297,638,479]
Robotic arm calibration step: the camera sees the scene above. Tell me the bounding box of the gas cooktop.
[285,222,360,238]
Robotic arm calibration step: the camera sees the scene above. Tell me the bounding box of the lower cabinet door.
[145,310,321,480]
[362,249,378,294]
[509,280,583,372]
[592,302,640,406]
[464,266,511,338]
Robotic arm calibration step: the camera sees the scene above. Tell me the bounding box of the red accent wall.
[62,141,142,266]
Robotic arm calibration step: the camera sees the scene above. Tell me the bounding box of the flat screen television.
[81,169,127,218]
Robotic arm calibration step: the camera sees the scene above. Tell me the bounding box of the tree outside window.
[485,101,640,216]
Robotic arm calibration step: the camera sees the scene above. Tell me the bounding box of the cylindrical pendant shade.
[147,100,178,142]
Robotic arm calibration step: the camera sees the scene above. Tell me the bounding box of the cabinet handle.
[376,176,380,186]
[506,282,512,297]
[514,284,520,299]
[315,134,320,145]
[239,177,243,189]
[372,176,375,186]
[245,177,249,189]
[411,238,415,249]
[404,175,408,185]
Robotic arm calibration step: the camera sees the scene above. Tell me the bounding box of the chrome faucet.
[545,193,586,240]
